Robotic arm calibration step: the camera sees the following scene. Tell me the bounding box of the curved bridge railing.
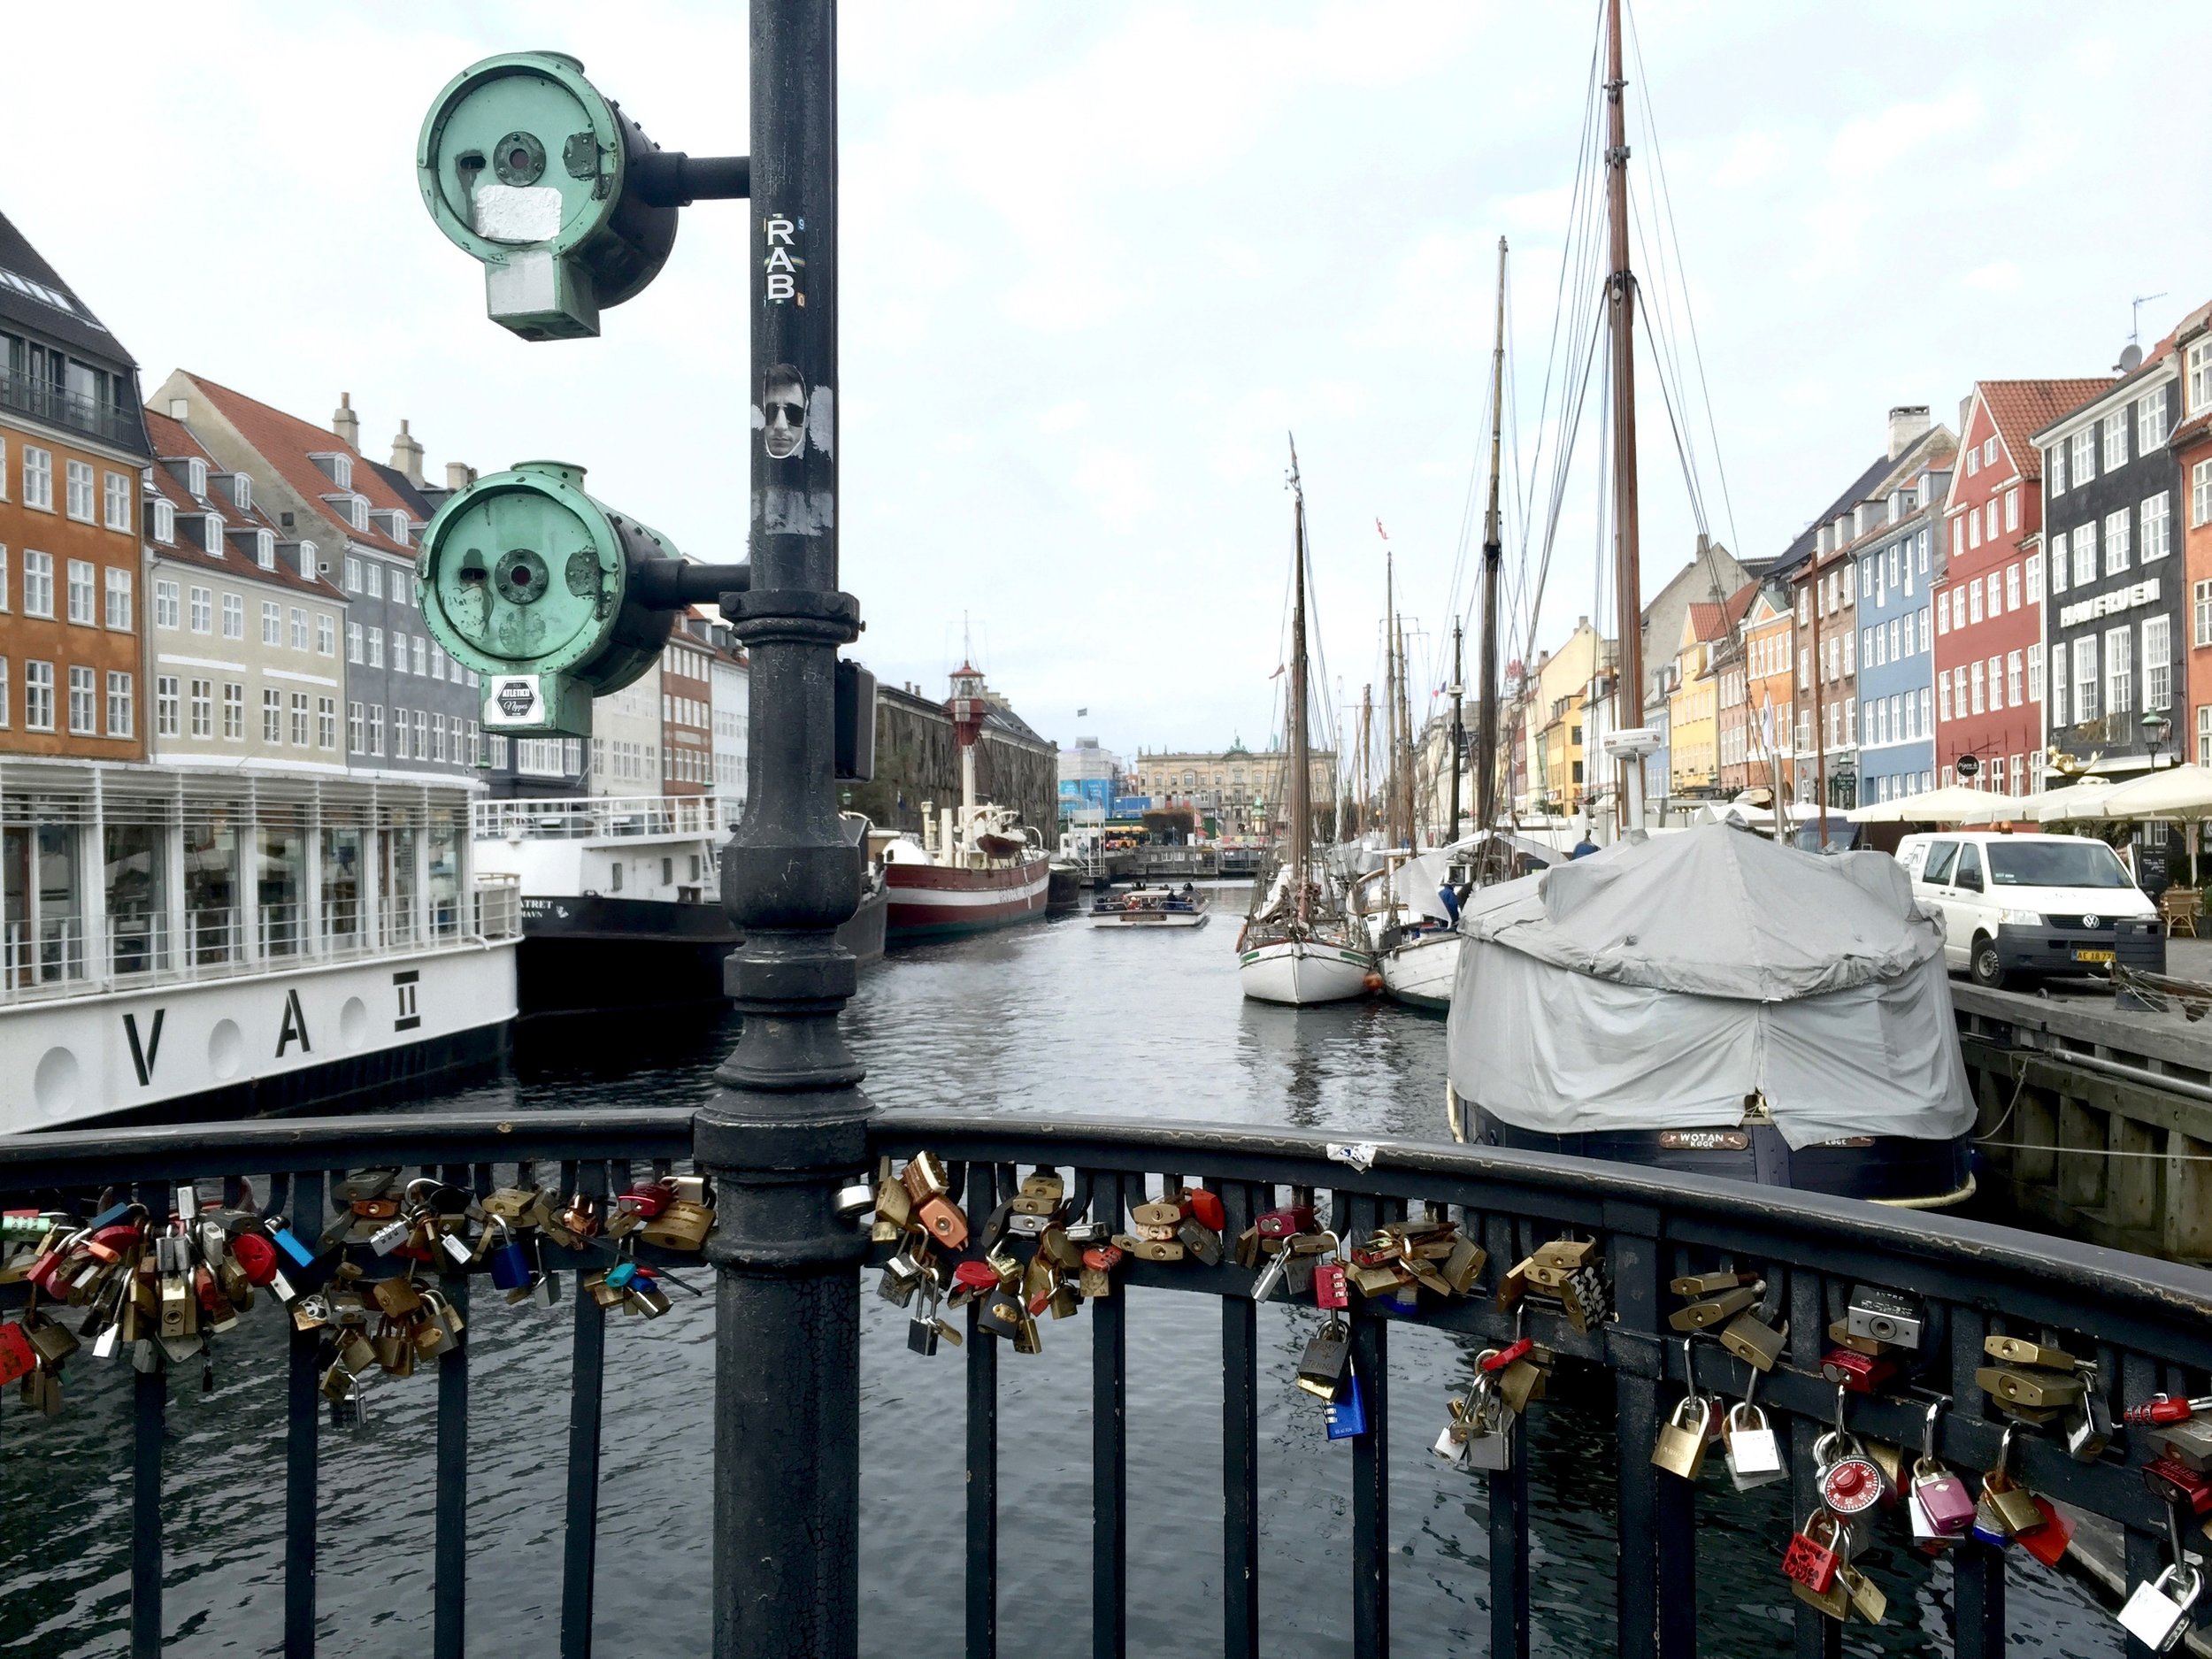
[4,1110,2212,1659]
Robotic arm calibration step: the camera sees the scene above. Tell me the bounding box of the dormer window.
[231,473,251,511]
[256,531,276,570]
[382,510,411,547]
[203,514,223,556]
[152,499,174,544]
[187,457,207,498]
[349,495,369,533]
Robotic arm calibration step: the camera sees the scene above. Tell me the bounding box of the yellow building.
[1516,618,1611,811]
[1666,602,1731,796]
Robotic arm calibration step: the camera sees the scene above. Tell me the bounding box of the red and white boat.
[882,664,1051,941]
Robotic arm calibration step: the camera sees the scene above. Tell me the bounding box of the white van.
[1894,831,2164,988]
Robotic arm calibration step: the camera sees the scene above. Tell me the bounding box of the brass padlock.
[1668,1284,1759,1332]
[1650,1393,1710,1480]
[1671,1270,1757,1298]
[1837,1563,1886,1624]
[1825,1319,1893,1358]
[1128,1201,1183,1230]
[1534,1237,1597,1271]
[900,1153,950,1206]
[370,1277,423,1318]
[641,1200,715,1253]
[479,1187,541,1223]
[873,1170,913,1233]
[1440,1237,1486,1297]
[1523,1261,1574,1291]
[1718,1310,1786,1372]
[1977,1365,2085,1410]
[1985,1334,2080,1371]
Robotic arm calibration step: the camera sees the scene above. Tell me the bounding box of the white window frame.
[65,557,94,625]
[23,549,54,618]
[25,660,55,731]
[2144,492,2171,563]
[156,675,179,737]
[152,499,174,544]
[316,614,334,656]
[66,664,94,734]
[104,565,131,631]
[2074,636,2098,724]
[105,670,131,738]
[2072,428,2097,488]
[2104,411,2129,472]
[2147,614,2173,714]
[154,579,180,630]
[2140,388,2170,450]
[64,459,94,522]
[221,593,244,640]
[2107,625,2134,717]
[222,681,243,741]
[22,446,52,511]
[261,600,281,646]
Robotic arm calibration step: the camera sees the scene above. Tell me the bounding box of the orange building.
[0,211,152,764]
[1740,580,1797,793]
[2177,307,2212,762]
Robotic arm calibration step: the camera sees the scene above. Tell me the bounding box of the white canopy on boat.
[1444,823,1973,1150]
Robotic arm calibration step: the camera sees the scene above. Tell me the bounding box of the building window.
[2071,428,2096,488]
[1968,582,1983,625]
[2105,510,2131,575]
[2006,564,2021,613]
[2196,461,2212,531]
[2005,488,2019,534]
[1985,499,2000,543]
[393,708,410,760]
[1986,572,2002,616]
[2025,553,2043,603]
[188,677,211,738]
[349,701,365,753]
[2050,442,2068,495]
[2072,524,2096,588]
[343,555,362,593]
[2201,706,2212,769]
[318,696,336,749]
[348,621,364,663]
[2049,537,2068,594]
[261,600,281,645]
[24,550,53,618]
[432,711,448,763]
[2107,626,2133,716]
[0,547,8,611]
[222,682,243,741]
[412,635,427,676]
[2140,389,2169,450]
[63,459,93,522]
[392,634,409,677]
[22,446,52,511]
[2028,643,2044,704]
[255,532,275,571]
[289,607,308,650]
[1919,607,1931,654]
[105,567,131,630]
[414,709,429,759]
[1966,447,1980,478]
[2144,491,2171,562]
[23,660,55,731]
[2104,411,2129,472]
[1970,660,1985,715]
[263,687,282,742]
[362,561,382,599]
[2007,650,2023,707]
[1951,518,1964,558]
[65,665,93,733]
[152,499,174,544]
[219,593,242,639]
[316,614,334,655]
[1969,511,1981,550]
[65,558,93,624]
[367,627,383,668]
[290,692,309,747]
[156,675,179,737]
[105,671,132,737]
[2074,636,2098,724]
[368,705,384,757]
[2147,615,2173,713]
[2051,641,2068,718]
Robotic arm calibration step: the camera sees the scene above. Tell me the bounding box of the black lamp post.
[2142,707,2174,771]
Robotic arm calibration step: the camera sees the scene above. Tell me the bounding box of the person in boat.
[1570,831,1599,860]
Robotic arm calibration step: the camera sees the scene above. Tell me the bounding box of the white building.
[709,632,749,821]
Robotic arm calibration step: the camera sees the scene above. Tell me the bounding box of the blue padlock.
[487,1217,534,1292]
[266,1217,318,1270]
[1326,1369,1368,1440]
[604,1260,638,1292]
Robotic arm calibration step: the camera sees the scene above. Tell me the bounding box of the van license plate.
[2072,949,2115,964]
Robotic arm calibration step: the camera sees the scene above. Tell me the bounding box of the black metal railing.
[0,365,141,449]
[7,1108,2212,1659]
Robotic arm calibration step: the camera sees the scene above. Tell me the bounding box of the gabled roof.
[173,373,421,560]
[1774,452,1893,577]
[2032,303,2207,442]
[0,208,136,369]
[142,409,345,601]
[366,458,438,521]
[1972,380,2114,482]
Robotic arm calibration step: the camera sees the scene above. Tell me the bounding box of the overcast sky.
[4,2,2206,764]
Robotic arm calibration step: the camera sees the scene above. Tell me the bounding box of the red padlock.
[2144,1456,2212,1516]
[918,1195,969,1250]
[1820,1348,1899,1394]
[2017,1497,2073,1567]
[619,1181,675,1220]
[231,1230,280,1286]
[1182,1188,1226,1233]
[1780,1512,1843,1594]
[1480,1338,1534,1373]
[1081,1244,1125,1273]
[2128,1394,2212,1426]
[952,1260,1001,1294]
[1314,1263,1349,1310]
[0,1323,35,1387]
[1256,1205,1316,1240]
[1820,1454,1893,1517]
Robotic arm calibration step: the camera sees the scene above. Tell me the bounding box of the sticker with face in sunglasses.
[760,365,806,460]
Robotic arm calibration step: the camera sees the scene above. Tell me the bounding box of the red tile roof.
[175,373,419,559]
[1685,601,1727,642]
[1975,380,2114,481]
[141,408,346,600]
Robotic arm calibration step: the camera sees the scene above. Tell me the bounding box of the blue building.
[1852,449,1953,804]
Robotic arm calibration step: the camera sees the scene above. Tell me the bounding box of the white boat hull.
[1238,940,1374,1005]
[1380,931,1461,1010]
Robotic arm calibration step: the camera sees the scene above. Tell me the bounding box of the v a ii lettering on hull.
[123,1009,165,1087]
[394,970,421,1032]
[275,988,311,1059]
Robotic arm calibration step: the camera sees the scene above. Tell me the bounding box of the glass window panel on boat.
[104,822,165,976]
[384,818,419,946]
[322,827,363,949]
[184,812,242,966]
[427,809,461,939]
[257,810,306,958]
[3,819,81,988]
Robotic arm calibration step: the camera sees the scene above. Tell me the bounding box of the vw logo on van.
[2083,914,2101,930]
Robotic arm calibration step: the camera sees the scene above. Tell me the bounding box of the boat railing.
[472,794,729,843]
[474,873,522,941]
[0,915,85,994]
[7,1108,2212,1658]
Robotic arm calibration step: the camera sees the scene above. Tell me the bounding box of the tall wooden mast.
[1604,0,1645,807]
[1286,434,1312,914]
[1476,235,1508,841]
[1383,551,1401,846]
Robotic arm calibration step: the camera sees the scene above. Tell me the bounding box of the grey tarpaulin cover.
[1444,823,1973,1149]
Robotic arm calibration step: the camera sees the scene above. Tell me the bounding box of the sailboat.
[1379,237,1511,1010]
[1239,439,1374,1005]
[1439,0,1975,1205]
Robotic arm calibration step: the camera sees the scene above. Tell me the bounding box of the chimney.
[389,419,426,488]
[1887,404,1931,460]
[333,392,359,451]
[445,461,479,492]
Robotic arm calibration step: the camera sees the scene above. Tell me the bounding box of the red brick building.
[2177,310,2212,762]
[1934,380,2106,795]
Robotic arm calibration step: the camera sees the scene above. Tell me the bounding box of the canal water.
[2,885,2123,1655]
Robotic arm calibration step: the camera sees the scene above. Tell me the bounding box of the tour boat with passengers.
[1089,884,1209,929]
